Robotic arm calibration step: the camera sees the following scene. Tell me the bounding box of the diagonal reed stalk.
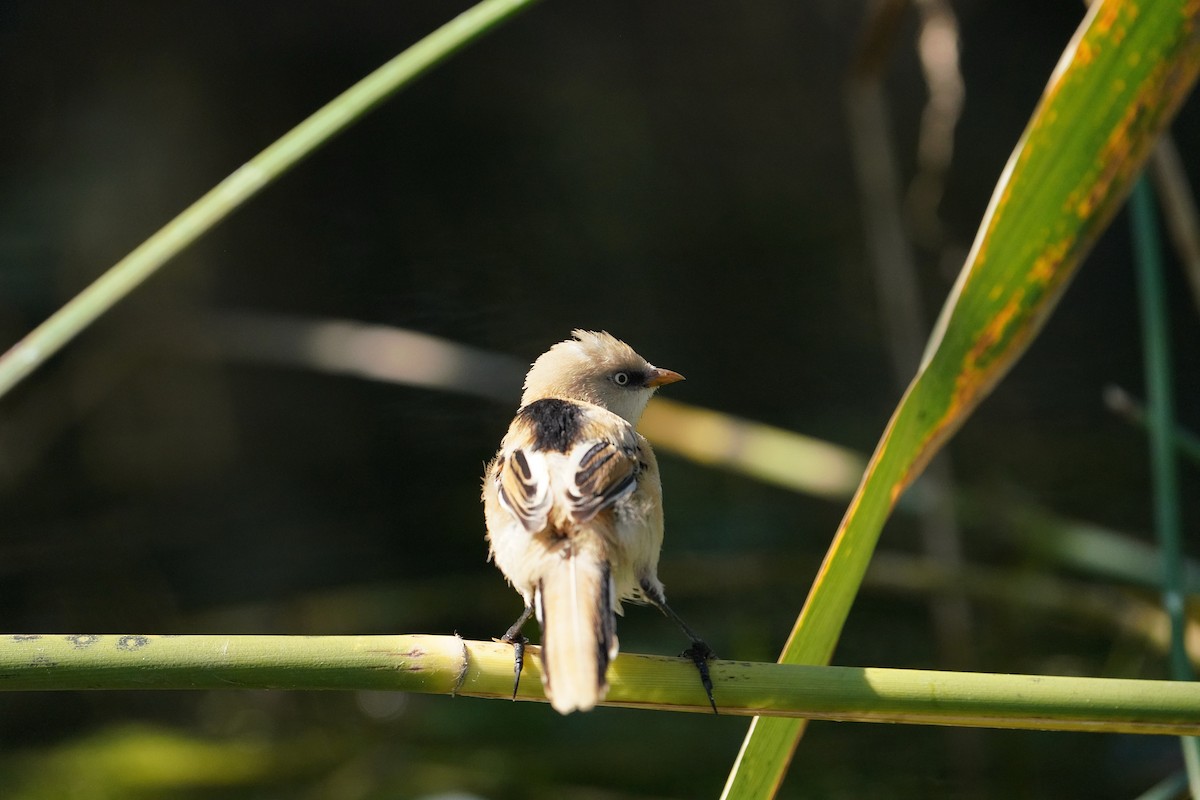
[0,0,542,401]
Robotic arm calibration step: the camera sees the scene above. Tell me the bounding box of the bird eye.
[612,371,630,386]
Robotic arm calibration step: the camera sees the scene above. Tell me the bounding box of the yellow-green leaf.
[722,1,1200,797]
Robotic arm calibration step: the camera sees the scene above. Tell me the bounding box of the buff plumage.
[482,330,714,714]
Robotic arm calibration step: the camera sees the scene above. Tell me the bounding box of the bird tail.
[536,546,618,714]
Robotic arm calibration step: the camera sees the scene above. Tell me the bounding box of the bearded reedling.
[482,330,716,714]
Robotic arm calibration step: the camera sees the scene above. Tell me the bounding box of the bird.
[482,330,716,714]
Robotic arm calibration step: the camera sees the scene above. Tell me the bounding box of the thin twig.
[1104,384,1200,466]
[907,0,966,249]
[1150,137,1200,317]
[845,0,973,675]
[1131,176,1200,792]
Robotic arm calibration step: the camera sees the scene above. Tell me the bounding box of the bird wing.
[495,405,642,534]
[495,437,640,532]
[495,448,551,534]
[567,435,640,526]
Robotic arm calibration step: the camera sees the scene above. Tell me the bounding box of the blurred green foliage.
[0,1,1198,798]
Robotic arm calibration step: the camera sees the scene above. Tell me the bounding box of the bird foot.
[499,632,529,700]
[681,640,718,714]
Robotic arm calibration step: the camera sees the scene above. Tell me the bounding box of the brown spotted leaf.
[723,2,1200,797]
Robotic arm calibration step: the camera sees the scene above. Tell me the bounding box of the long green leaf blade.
[723,1,1200,796]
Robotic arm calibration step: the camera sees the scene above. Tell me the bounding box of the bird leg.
[640,580,718,714]
[498,605,534,700]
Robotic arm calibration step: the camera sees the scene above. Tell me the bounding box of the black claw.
[638,580,718,715]
[499,605,534,701]
[682,641,718,715]
[503,633,529,700]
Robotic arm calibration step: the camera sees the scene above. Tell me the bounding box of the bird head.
[520,330,684,424]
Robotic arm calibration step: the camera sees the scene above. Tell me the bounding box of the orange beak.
[646,367,685,387]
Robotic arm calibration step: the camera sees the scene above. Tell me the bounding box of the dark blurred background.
[1,1,1198,797]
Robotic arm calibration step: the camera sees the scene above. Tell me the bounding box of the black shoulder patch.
[518,398,584,453]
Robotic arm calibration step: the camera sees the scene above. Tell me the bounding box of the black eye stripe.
[612,369,645,387]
